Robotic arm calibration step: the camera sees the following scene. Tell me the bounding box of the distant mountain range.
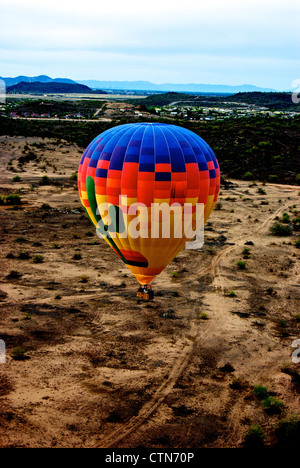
[2,77,107,95]
[78,80,276,93]
[0,75,277,94]
[0,75,78,87]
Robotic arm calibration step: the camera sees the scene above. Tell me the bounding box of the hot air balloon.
[78,123,220,296]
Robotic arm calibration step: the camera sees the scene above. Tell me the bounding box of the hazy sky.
[1,0,299,90]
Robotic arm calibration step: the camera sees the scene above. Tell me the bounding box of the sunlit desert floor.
[0,135,299,448]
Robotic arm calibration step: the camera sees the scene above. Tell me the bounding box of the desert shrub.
[220,362,235,373]
[11,347,28,361]
[41,203,51,210]
[258,140,272,148]
[15,237,27,243]
[199,312,208,320]
[18,149,37,164]
[295,237,300,248]
[18,252,31,260]
[261,396,284,414]
[228,290,236,297]
[70,172,77,181]
[257,187,266,195]
[73,253,82,260]
[280,212,290,224]
[230,377,245,390]
[12,176,21,182]
[173,405,194,417]
[6,270,22,279]
[171,291,180,297]
[269,222,292,236]
[253,385,268,400]
[79,275,89,283]
[277,318,287,328]
[243,171,254,180]
[275,416,300,447]
[242,247,251,256]
[292,217,300,231]
[208,247,216,255]
[33,255,44,264]
[243,425,265,449]
[170,271,179,278]
[268,174,279,182]
[236,260,247,269]
[5,194,22,205]
[39,175,50,186]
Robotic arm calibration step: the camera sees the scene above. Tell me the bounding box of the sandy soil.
[0,135,299,448]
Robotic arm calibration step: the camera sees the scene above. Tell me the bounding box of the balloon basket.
[137,285,154,301]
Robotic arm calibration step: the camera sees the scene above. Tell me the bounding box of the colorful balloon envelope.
[78,123,220,285]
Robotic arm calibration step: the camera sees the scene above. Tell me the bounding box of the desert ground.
[0,135,299,448]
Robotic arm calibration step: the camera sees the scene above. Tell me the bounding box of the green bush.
[33,255,44,264]
[170,271,180,278]
[12,176,22,182]
[5,194,22,205]
[199,312,208,320]
[39,175,50,186]
[243,171,254,181]
[268,174,279,182]
[258,141,272,148]
[253,385,268,400]
[236,260,247,269]
[269,222,292,236]
[243,425,265,448]
[276,416,300,447]
[261,396,284,414]
[11,347,28,361]
[280,213,290,224]
[292,217,300,231]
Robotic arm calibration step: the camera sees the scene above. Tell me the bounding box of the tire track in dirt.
[93,249,238,447]
[202,200,298,446]
[92,200,296,448]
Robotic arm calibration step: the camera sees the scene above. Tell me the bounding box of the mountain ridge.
[0,75,277,93]
[77,80,277,93]
[0,75,78,87]
[6,81,107,95]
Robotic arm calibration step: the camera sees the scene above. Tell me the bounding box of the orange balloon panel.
[78,123,220,285]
